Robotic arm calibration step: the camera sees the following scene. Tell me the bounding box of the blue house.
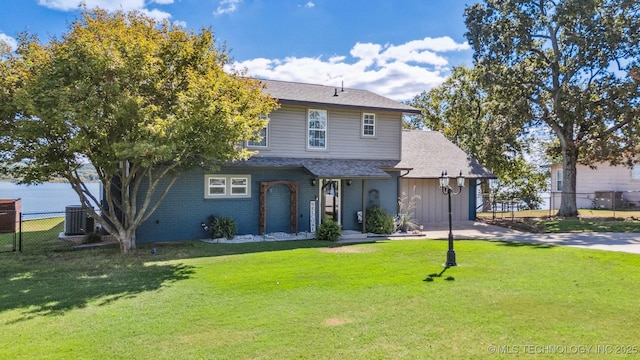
[135,79,494,242]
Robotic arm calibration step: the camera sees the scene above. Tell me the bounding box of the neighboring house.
[135,79,495,242]
[550,163,640,209]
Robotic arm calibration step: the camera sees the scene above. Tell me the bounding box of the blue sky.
[0,0,474,101]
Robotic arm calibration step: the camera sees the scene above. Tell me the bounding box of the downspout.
[398,169,413,213]
[399,169,412,177]
[361,179,366,233]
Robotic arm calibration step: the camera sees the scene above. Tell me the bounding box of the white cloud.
[139,8,172,20]
[172,20,188,29]
[304,2,315,8]
[403,36,471,52]
[214,0,242,16]
[233,36,470,101]
[328,55,345,64]
[37,0,171,20]
[0,33,18,51]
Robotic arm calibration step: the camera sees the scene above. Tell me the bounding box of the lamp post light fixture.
[439,170,465,267]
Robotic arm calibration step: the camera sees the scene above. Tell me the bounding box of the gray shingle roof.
[260,79,421,114]
[396,130,496,179]
[228,157,399,178]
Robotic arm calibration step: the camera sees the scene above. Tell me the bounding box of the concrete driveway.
[421,221,640,255]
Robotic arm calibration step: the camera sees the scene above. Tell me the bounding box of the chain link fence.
[479,191,640,221]
[1,208,115,255]
[0,209,19,253]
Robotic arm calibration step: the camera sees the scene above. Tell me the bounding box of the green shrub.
[365,206,395,234]
[211,216,237,240]
[315,219,342,241]
[82,232,103,244]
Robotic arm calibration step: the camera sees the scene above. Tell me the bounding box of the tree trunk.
[118,230,137,253]
[557,141,579,217]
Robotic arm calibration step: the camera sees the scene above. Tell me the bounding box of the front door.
[320,179,340,225]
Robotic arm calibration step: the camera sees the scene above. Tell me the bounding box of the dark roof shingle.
[229,157,399,178]
[396,130,496,179]
[260,79,421,114]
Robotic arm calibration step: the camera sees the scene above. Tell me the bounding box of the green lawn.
[1,239,639,359]
[542,218,640,232]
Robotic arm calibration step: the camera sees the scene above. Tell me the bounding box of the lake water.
[0,181,102,214]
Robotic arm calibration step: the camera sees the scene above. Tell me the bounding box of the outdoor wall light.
[311,178,317,186]
[439,170,465,267]
[346,179,352,186]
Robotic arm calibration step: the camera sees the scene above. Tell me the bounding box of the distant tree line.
[0,163,99,182]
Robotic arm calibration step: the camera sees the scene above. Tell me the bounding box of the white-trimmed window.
[632,165,640,180]
[307,109,327,150]
[362,113,375,137]
[247,125,268,148]
[556,169,563,191]
[206,177,226,197]
[205,175,251,198]
[247,115,269,148]
[230,177,249,195]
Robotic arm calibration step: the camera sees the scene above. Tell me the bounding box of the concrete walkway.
[417,221,640,255]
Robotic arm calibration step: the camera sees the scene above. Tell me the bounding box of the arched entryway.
[259,181,298,235]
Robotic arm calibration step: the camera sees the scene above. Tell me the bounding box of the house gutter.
[275,99,421,115]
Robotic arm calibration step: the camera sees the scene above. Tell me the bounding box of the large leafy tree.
[465,0,640,217]
[408,66,547,210]
[0,9,278,253]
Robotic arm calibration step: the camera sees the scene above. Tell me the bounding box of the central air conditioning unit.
[65,205,94,235]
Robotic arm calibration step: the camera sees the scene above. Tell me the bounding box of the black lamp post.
[439,170,465,267]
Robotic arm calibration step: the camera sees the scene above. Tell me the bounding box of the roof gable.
[260,79,421,114]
